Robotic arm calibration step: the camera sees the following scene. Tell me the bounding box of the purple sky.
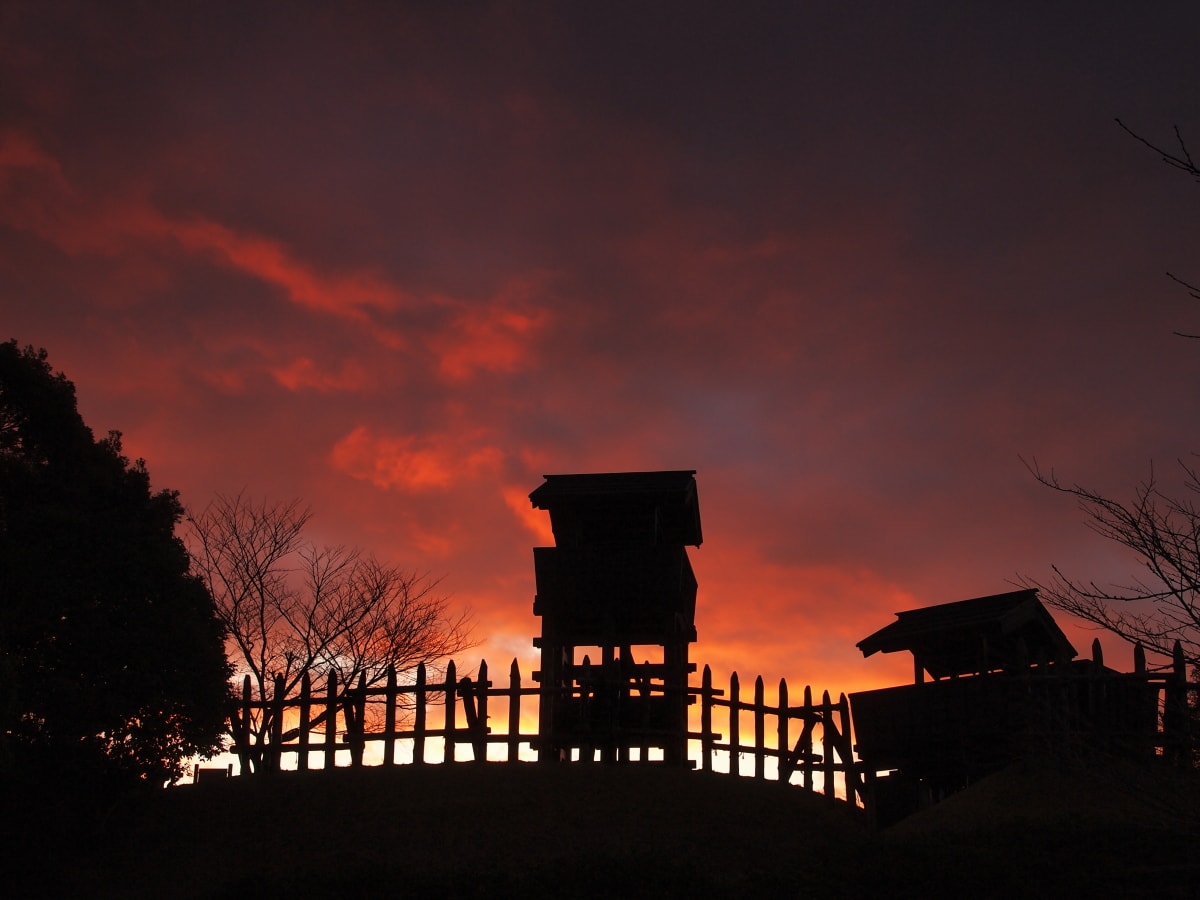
[4,2,1200,693]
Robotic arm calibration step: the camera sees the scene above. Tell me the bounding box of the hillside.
[12,757,1200,898]
[23,764,869,899]
[880,754,1200,898]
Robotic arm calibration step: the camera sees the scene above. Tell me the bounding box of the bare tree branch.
[185,491,477,773]
[1115,119,1200,341]
[1017,457,1200,669]
[1116,118,1199,181]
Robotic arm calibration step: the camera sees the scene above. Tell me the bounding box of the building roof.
[529,470,699,504]
[856,588,1077,679]
[529,470,702,547]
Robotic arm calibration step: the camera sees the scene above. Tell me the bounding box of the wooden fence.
[229,659,865,806]
[225,640,1198,813]
[696,666,861,802]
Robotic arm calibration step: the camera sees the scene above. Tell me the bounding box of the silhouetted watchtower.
[529,470,702,765]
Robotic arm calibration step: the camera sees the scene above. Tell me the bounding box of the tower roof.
[529,470,702,547]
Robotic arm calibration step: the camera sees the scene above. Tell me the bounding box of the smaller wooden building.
[857,588,1077,684]
[850,590,1159,823]
[529,470,702,765]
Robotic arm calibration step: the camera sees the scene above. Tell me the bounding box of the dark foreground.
[8,756,1200,898]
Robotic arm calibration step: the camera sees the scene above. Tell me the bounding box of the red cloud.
[0,130,66,184]
[432,276,554,381]
[269,357,371,393]
[1,131,559,384]
[161,217,413,326]
[329,425,505,492]
[0,131,413,336]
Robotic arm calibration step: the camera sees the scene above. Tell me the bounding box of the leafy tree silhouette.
[0,340,231,789]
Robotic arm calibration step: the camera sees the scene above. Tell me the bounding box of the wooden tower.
[529,470,702,765]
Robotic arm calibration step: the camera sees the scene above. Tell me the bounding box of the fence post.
[298,672,311,772]
[266,674,285,775]
[801,685,814,790]
[238,674,253,776]
[444,660,458,764]
[754,675,766,780]
[821,690,835,801]
[579,655,594,764]
[777,678,790,784]
[601,649,618,764]
[837,693,860,805]
[349,672,367,767]
[463,659,489,763]
[324,671,338,771]
[384,665,397,766]
[729,672,741,777]
[701,665,714,773]
[414,662,427,765]
[507,659,522,763]
[1165,640,1190,768]
[636,658,652,763]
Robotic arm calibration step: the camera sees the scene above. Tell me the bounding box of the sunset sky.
[4,2,1200,700]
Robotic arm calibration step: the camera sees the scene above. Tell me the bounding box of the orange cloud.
[683,534,921,695]
[502,485,554,545]
[407,523,456,559]
[330,425,505,492]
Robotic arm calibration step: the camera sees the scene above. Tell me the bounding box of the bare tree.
[1020,459,1200,670]
[1019,121,1200,670]
[1115,118,1200,338]
[186,492,475,772]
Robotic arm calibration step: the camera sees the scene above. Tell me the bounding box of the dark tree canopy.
[0,340,231,787]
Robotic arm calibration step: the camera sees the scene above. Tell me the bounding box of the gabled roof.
[856,589,1076,679]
